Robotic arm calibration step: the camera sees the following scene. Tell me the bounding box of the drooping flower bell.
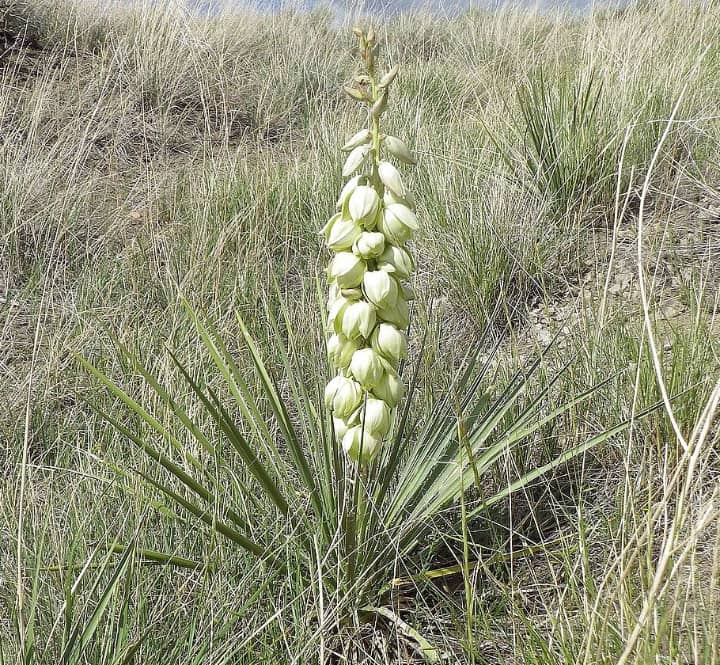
[321,26,418,465]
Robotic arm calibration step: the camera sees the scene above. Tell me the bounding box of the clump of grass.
[423,175,566,329]
[482,64,616,219]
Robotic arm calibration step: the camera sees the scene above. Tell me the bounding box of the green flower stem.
[370,89,381,192]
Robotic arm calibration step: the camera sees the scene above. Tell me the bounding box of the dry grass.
[1,0,719,662]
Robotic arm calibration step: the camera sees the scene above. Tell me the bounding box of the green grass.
[2,0,720,662]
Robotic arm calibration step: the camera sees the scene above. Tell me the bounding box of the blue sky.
[193,0,631,16]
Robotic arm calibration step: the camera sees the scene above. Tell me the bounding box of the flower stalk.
[322,27,417,467]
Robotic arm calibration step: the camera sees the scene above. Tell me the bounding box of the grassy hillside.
[1,0,719,662]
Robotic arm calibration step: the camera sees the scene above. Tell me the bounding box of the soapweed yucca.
[81,28,636,648]
[323,26,417,467]
[489,67,615,214]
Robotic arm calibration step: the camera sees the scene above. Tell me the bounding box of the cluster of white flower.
[322,27,417,465]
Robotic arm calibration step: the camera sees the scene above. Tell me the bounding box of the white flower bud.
[342,426,381,465]
[371,323,407,362]
[377,297,409,329]
[370,92,388,118]
[341,128,371,152]
[372,368,404,407]
[378,204,419,245]
[363,270,399,309]
[348,186,380,226]
[378,64,399,89]
[342,144,371,177]
[340,300,376,340]
[326,295,350,331]
[327,333,359,368]
[336,175,361,209]
[349,347,384,389]
[329,252,366,289]
[327,217,362,251]
[384,188,415,211]
[344,85,367,102]
[320,212,341,238]
[356,397,392,437]
[383,135,416,165]
[324,376,362,418]
[378,161,405,197]
[353,231,385,259]
[377,244,414,280]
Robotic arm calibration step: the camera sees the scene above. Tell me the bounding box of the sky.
[194,0,631,16]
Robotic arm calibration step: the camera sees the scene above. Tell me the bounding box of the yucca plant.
[81,28,637,657]
[489,66,615,214]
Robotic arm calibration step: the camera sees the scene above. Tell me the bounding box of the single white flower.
[353,231,385,259]
[378,204,418,245]
[329,252,366,289]
[342,426,382,464]
[384,187,415,211]
[377,244,414,280]
[327,217,362,251]
[349,347,384,389]
[327,332,359,368]
[340,300,376,339]
[372,368,404,407]
[378,64,399,89]
[342,144,371,177]
[378,161,405,197]
[348,186,380,226]
[371,323,407,362]
[363,270,399,309]
[383,135,416,164]
[376,297,409,330]
[326,295,350,332]
[324,376,362,418]
[337,175,362,209]
[356,397,392,437]
[341,128,371,152]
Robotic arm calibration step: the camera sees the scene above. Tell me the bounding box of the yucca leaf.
[78,356,204,474]
[267,289,322,444]
[108,544,207,570]
[414,372,614,521]
[469,401,663,518]
[385,354,539,527]
[182,301,286,479]
[393,330,569,525]
[60,538,135,663]
[112,337,217,459]
[261,297,335,537]
[91,403,250,533]
[136,470,265,557]
[235,312,320,509]
[168,349,290,517]
[373,324,430,504]
[471,373,617,472]
[361,606,440,663]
